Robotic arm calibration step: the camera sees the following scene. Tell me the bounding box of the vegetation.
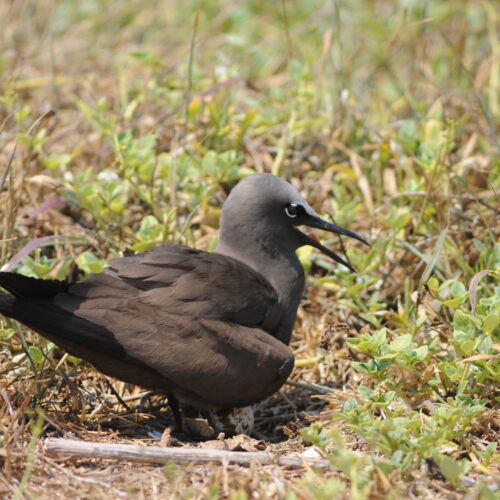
[0,0,498,498]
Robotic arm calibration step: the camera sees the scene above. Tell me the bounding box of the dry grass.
[1,1,499,498]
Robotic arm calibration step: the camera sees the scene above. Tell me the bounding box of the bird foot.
[205,406,255,437]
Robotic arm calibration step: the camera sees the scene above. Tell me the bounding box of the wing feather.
[2,244,291,408]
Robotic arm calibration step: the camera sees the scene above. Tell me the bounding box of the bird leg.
[167,393,183,429]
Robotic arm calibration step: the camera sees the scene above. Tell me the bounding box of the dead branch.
[44,438,334,470]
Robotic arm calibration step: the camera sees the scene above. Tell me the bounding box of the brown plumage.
[0,174,368,431]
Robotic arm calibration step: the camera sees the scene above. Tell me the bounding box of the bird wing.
[103,243,284,332]
[5,244,292,408]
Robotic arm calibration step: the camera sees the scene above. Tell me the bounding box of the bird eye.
[284,203,302,218]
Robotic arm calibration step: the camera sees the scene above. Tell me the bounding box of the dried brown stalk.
[44,438,334,470]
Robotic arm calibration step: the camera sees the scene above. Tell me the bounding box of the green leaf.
[386,207,412,230]
[42,153,75,170]
[389,334,412,352]
[440,362,461,381]
[427,277,439,294]
[482,314,499,334]
[297,246,314,273]
[442,295,469,308]
[343,398,359,412]
[435,455,471,487]
[358,386,375,400]
[460,340,475,356]
[0,328,16,340]
[372,328,387,347]
[450,281,467,298]
[300,423,323,446]
[415,345,429,361]
[390,450,404,466]
[76,251,108,275]
[67,355,82,365]
[28,346,45,365]
[478,335,492,354]
[454,309,475,336]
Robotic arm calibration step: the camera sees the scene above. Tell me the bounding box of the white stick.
[44,438,333,469]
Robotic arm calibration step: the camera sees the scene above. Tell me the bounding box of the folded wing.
[0,244,293,408]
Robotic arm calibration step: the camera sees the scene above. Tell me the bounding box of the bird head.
[218,173,369,272]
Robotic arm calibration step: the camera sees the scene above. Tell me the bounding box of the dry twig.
[44,438,334,470]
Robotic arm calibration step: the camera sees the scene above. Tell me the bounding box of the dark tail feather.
[0,290,14,316]
[0,272,69,298]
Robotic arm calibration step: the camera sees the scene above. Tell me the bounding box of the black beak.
[299,214,370,272]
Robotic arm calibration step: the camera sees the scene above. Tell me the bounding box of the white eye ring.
[285,205,298,218]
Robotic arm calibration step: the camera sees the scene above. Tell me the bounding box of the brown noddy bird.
[0,173,368,433]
